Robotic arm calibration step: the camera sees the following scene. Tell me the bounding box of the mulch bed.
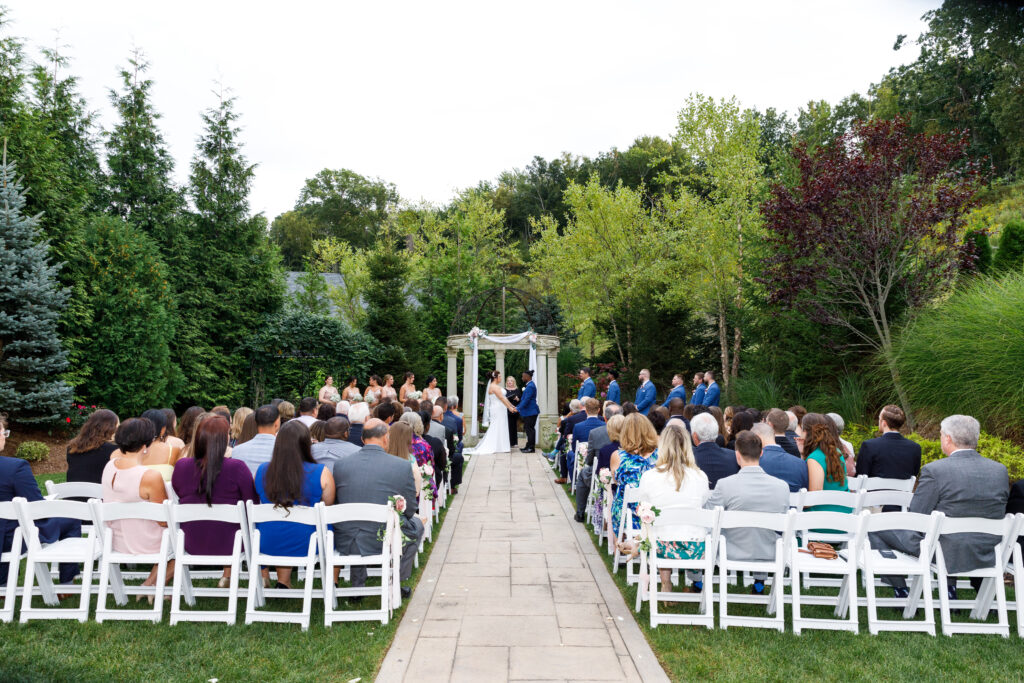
[6,427,71,475]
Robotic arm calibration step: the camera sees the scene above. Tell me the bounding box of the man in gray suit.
[704,430,790,594]
[573,402,621,522]
[871,414,1009,598]
[233,404,279,477]
[332,419,424,595]
[312,416,360,466]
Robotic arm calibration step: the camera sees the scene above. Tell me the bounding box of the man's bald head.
[432,405,444,421]
[362,418,389,444]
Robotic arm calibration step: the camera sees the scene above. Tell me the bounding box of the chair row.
[0,497,408,630]
[623,506,1023,637]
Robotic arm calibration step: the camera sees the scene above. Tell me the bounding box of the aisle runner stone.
[376,449,669,682]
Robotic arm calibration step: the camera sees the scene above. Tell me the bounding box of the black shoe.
[947,584,958,601]
[400,586,411,599]
[893,587,909,599]
[520,448,535,453]
[752,580,765,594]
[573,512,585,523]
[347,596,364,604]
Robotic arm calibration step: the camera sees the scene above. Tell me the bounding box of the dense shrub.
[964,229,992,273]
[993,218,1024,272]
[15,441,49,462]
[894,271,1024,438]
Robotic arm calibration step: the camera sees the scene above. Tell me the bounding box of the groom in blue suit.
[577,367,596,400]
[662,373,688,407]
[634,368,656,416]
[518,370,540,453]
[702,371,721,407]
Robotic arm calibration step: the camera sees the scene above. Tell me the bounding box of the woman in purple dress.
[172,415,258,586]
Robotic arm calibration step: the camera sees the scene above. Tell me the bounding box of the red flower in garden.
[66,417,71,423]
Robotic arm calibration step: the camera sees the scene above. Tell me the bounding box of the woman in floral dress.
[610,413,659,540]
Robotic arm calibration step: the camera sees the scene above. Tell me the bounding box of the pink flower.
[421,464,434,477]
[637,501,657,525]
[393,495,407,513]
[91,405,96,409]
[66,417,72,423]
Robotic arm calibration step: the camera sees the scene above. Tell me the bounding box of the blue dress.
[254,461,325,556]
[611,449,658,535]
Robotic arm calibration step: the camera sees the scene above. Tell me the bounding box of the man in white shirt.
[295,397,318,427]
[233,404,280,477]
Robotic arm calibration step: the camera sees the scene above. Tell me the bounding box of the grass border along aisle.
[0,473,453,682]
[557,480,1024,682]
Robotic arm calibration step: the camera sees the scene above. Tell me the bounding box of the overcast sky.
[6,0,937,219]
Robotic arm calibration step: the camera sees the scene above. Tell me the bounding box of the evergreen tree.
[291,261,331,316]
[176,93,283,405]
[0,145,73,422]
[103,52,183,249]
[75,215,179,415]
[994,219,1024,273]
[964,229,993,274]
[364,234,425,377]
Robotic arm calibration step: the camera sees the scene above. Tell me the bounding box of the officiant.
[505,376,522,449]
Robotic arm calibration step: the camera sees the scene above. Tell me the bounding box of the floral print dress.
[610,449,658,537]
[411,435,437,492]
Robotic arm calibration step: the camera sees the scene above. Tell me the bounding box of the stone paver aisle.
[376,449,669,682]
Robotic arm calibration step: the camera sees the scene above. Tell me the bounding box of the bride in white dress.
[465,370,519,455]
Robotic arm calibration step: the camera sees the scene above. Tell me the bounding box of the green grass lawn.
[2,474,450,682]
[560,481,1022,682]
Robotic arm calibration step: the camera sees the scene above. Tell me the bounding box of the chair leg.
[936,566,952,636]
[864,566,879,635]
[77,555,94,623]
[791,563,802,634]
[96,557,111,621]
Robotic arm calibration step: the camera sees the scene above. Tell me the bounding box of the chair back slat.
[319,502,392,525]
[863,510,941,535]
[863,476,916,492]
[45,480,104,500]
[246,501,319,526]
[0,501,17,520]
[793,510,864,534]
[719,509,794,533]
[18,498,96,522]
[860,490,913,510]
[622,486,642,504]
[938,514,1013,537]
[170,501,246,525]
[801,489,862,510]
[94,500,171,524]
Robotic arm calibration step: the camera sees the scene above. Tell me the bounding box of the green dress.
[806,448,851,513]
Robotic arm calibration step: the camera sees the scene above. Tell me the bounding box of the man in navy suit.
[690,373,706,405]
[518,370,540,453]
[605,370,621,405]
[751,423,807,492]
[569,398,604,484]
[634,368,656,416]
[857,404,922,481]
[662,373,688,407]
[577,367,596,400]
[690,413,738,489]
[701,371,721,407]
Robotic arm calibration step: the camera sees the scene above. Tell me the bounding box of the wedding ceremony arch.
[445,329,560,446]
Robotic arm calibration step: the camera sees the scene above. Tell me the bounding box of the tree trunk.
[883,343,915,431]
[717,304,730,391]
[730,325,741,380]
[609,316,627,369]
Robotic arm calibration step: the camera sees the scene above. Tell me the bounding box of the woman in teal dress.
[610,413,660,537]
[800,413,850,540]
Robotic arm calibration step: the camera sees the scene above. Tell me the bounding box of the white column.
[446,351,457,399]
[495,349,505,379]
[535,350,547,415]
[462,349,476,445]
[546,352,559,418]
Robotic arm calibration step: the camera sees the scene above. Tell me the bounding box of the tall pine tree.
[0,143,73,422]
[176,93,283,404]
[364,231,425,377]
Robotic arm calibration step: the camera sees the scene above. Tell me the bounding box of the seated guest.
[374,401,397,425]
[667,398,690,432]
[1,416,81,587]
[573,402,622,522]
[703,430,790,593]
[295,397,319,427]
[554,399,588,484]
[335,400,351,417]
[175,406,205,460]
[254,420,335,589]
[430,405,455,472]
[179,411,234,461]
[211,405,231,421]
[315,402,336,422]
[163,409,186,454]
[233,404,281,476]
[800,413,849,511]
[230,407,253,447]
[419,408,448,487]
[682,403,697,424]
[785,411,800,442]
[103,418,172,592]
[172,416,258,586]
[235,412,257,447]
[277,401,295,424]
[599,414,626,473]
[332,419,424,595]
[856,404,921,481]
[312,416,360,465]
[621,401,638,416]
[691,413,739,489]
[826,412,857,478]
[709,406,728,447]
[66,408,120,484]
[871,415,1009,599]
[308,420,326,443]
[572,398,605,451]
[386,422,424,496]
[400,412,436,493]
[632,421,710,593]
[442,397,465,493]
[724,410,755,452]
[347,402,371,446]
[661,373,688,407]
[789,404,807,429]
[766,408,801,458]
[751,423,807,493]
[610,413,659,542]
[648,406,669,435]
[140,409,176,481]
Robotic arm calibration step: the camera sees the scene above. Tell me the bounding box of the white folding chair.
[863,476,916,493]
[318,502,399,625]
[716,509,796,632]
[859,510,943,635]
[16,497,99,623]
[586,458,601,534]
[45,480,103,501]
[1008,514,1024,637]
[92,500,173,623]
[572,442,588,486]
[847,475,866,492]
[168,501,250,625]
[858,490,913,513]
[790,510,869,634]
[0,501,25,623]
[245,501,323,631]
[933,513,1018,637]
[164,481,179,504]
[612,486,642,584]
[639,507,721,629]
[796,489,863,588]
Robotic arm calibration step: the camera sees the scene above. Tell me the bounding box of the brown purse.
[800,541,839,560]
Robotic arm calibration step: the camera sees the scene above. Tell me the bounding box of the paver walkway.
[377,449,669,682]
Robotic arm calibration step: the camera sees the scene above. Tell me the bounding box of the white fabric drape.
[469,330,538,437]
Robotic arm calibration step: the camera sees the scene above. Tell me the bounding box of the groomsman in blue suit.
[691,372,706,405]
[661,373,688,407]
[634,368,656,416]
[606,370,621,405]
[577,367,596,400]
[518,370,540,453]
[702,371,721,407]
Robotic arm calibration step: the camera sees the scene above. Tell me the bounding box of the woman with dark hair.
[140,408,176,481]
[177,406,205,453]
[103,418,171,595]
[708,406,728,448]
[381,374,398,403]
[308,420,326,443]
[504,375,521,447]
[318,376,340,405]
[315,403,336,422]
[399,372,416,402]
[66,409,120,484]
[800,412,849,512]
[341,377,361,402]
[365,375,383,406]
[725,411,756,451]
[253,420,335,589]
[647,406,669,435]
[172,415,257,586]
[235,412,257,447]
[162,408,185,454]
[422,375,441,403]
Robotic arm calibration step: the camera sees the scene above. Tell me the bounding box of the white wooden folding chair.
[0,501,25,623]
[168,501,250,625]
[612,486,642,584]
[639,506,721,629]
[847,475,866,492]
[16,497,99,623]
[571,441,588,486]
[244,501,323,631]
[790,510,869,634]
[586,458,601,534]
[92,500,174,623]
[796,489,863,588]
[716,509,796,632]
[863,476,916,493]
[859,510,943,635]
[933,513,1018,637]
[164,481,179,504]
[318,502,399,625]
[858,490,913,513]
[1008,514,1024,637]
[44,480,103,501]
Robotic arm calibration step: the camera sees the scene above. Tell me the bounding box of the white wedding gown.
[465,385,510,455]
